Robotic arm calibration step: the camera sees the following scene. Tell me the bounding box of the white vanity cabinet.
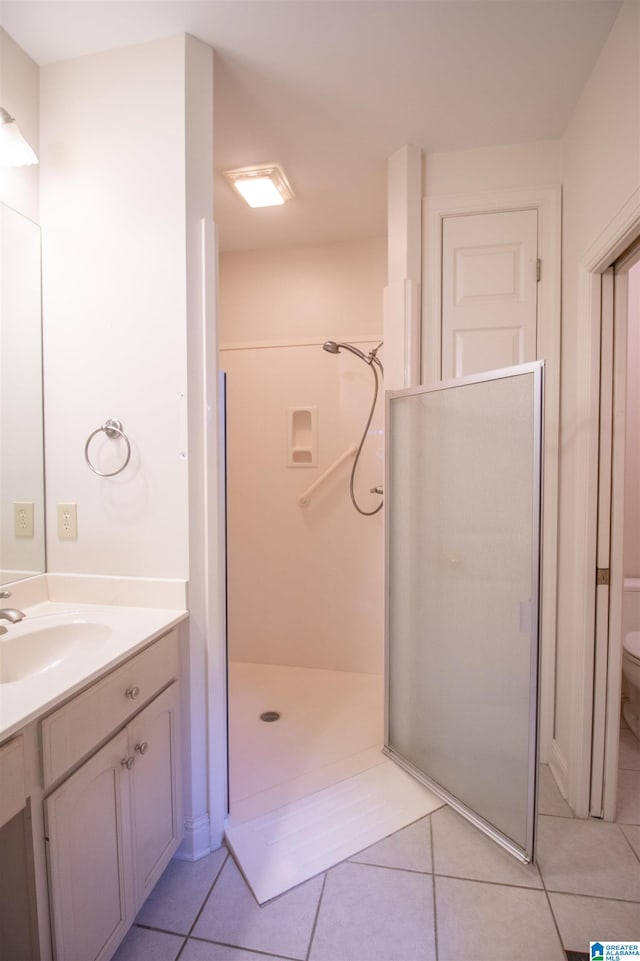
[42,631,182,961]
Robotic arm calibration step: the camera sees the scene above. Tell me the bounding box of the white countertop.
[0,601,188,741]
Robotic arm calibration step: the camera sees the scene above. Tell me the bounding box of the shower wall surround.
[220,239,386,675]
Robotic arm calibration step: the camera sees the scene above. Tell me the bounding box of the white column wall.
[384,144,422,389]
[556,0,640,807]
[40,35,218,854]
[182,35,220,855]
[40,37,190,579]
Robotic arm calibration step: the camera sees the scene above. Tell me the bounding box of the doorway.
[590,241,640,821]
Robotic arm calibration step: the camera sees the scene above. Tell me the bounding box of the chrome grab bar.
[297,444,358,507]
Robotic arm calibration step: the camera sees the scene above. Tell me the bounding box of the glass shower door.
[385,363,543,862]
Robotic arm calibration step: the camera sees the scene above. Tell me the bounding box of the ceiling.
[0,0,621,251]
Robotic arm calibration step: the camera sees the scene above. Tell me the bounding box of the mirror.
[0,202,45,585]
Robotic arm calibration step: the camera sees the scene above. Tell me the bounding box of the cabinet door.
[129,683,182,909]
[45,729,133,961]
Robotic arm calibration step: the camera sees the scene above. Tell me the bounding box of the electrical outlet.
[14,502,34,538]
[57,503,78,540]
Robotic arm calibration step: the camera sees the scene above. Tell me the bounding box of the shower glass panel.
[385,363,543,862]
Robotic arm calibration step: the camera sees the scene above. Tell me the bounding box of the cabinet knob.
[125,685,140,700]
[134,741,149,756]
[121,756,135,770]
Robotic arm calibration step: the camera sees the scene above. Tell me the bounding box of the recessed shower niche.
[287,406,318,466]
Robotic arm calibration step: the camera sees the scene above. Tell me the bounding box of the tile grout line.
[614,821,640,866]
[429,814,439,961]
[425,870,640,904]
[173,849,231,960]
[537,854,569,959]
[187,935,301,961]
[543,887,640,904]
[305,871,328,961]
[349,858,432,878]
[417,867,552,894]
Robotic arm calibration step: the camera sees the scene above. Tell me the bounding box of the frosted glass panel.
[386,366,542,858]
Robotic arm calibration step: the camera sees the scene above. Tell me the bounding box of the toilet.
[622,578,640,740]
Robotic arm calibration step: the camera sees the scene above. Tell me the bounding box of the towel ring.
[84,419,132,477]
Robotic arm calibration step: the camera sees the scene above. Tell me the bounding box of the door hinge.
[536,258,541,282]
[596,568,610,586]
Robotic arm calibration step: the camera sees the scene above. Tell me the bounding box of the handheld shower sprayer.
[322,339,384,516]
[322,340,384,375]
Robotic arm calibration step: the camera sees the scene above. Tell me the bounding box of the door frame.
[569,188,640,817]
[589,238,640,819]
[422,185,561,767]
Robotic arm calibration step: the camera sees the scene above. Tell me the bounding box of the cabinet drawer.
[0,735,25,828]
[41,630,178,788]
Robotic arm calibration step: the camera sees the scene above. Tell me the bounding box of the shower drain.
[260,711,281,723]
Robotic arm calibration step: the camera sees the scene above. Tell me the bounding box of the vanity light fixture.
[223,164,294,208]
[0,107,38,167]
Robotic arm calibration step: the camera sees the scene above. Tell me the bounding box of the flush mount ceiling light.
[0,107,38,167]
[223,164,294,208]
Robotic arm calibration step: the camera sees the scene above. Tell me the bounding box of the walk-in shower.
[322,340,384,516]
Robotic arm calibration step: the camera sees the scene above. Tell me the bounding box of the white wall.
[554,0,640,799]
[40,34,219,855]
[40,37,190,579]
[0,28,39,222]
[424,139,562,197]
[219,239,386,343]
[624,261,640,577]
[220,239,385,674]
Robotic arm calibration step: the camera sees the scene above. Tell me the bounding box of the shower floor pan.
[226,661,442,903]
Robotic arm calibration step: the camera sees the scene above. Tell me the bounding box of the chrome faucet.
[0,608,26,623]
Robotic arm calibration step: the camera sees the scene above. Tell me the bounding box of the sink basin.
[0,620,112,684]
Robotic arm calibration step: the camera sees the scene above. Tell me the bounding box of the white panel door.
[45,729,133,961]
[441,210,538,379]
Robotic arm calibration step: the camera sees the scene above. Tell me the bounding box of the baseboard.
[174,814,212,862]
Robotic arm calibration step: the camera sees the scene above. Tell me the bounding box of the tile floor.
[112,732,640,961]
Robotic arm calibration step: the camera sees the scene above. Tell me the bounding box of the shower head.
[322,339,384,375]
[322,340,369,364]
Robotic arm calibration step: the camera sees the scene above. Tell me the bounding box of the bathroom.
[1,2,640,957]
